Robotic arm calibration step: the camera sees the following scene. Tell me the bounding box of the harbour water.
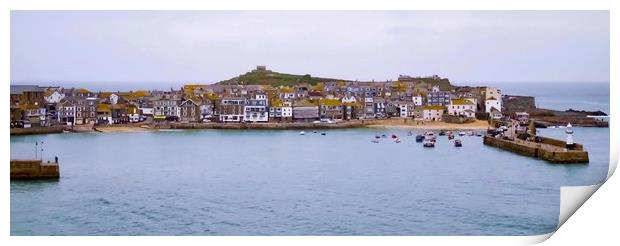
[10,127,609,235]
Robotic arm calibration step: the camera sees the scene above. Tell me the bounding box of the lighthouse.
[565,123,574,149]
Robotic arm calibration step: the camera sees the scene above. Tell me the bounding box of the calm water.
[10,127,609,236]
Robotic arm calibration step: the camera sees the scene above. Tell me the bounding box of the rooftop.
[10,85,43,94]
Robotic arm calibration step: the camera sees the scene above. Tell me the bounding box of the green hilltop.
[218,66,454,90]
[218,68,342,86]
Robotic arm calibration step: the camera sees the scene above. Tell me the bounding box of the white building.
[109,93,119,104]
[483,87,502,113]
[341,95,356,103]
[44,90,65,104]
[485,98,502,114]
[422,105,445,121]
[413,95,423,106]
[448,99,476,118]
[244,94,269,122]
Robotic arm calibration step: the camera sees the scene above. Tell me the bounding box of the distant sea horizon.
[10,80,610,114]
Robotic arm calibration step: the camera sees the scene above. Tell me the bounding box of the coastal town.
[10,66,607,134]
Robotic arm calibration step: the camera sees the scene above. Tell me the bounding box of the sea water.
[10,127,609,236]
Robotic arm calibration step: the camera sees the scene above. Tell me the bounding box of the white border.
[2,1,616,245]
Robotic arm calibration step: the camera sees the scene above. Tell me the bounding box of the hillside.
[218,68,344,86]
[218,67,454,90]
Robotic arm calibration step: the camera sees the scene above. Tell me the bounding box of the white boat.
[300,131,305,135]
[395,138,401,143]
[424,131,436,140]
[423,138,435,148]
[458,131,465,136]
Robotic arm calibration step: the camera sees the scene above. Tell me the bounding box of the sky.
[10,11,610,88]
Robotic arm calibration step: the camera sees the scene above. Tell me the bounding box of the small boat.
[313,130,318,133]
[448,134,454,140]
[300,131,305,135]
[438,131,446,136]
[424,131,436,140]
[475,132,483,137]
[395,138,401,143]
[321,132,326,135]
[415,135,424,142]
[458,131,465,136]
[381,134,387,138]
[407,131,413,136]
[454,139,462,147]
[548,125,557,128]
[371,139,380,143]
[391,134,398,139]
[467,131,474,136]
[423,138,435,148]
[375,135,381,139]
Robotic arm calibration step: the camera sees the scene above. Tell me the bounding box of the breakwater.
[483,136,589,163]
[10,160,60,180]
[10,126,64,136]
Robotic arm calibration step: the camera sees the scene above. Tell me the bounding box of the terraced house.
[153,93,182,121]
[179,98,201,123]
[244,94,269,122]
[219,97,246,122]
[319,98,343,120]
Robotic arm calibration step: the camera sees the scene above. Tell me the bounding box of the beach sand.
[95,125,156,133]
[85,120,489,133]
[366,119,490,130]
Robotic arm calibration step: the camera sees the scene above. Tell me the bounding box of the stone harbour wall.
[10,160,60,180]
[483,136,589,164]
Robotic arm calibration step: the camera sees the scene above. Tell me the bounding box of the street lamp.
[34,141,44,161]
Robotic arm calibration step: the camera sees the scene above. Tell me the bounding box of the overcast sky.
[11,11,610,85]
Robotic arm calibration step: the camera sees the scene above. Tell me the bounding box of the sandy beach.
[365,119,490,130]
[94,125,157,133]
[15,120,490,135]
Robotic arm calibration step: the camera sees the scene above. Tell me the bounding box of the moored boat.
[438,131,446,136]
[458,131,465,136]
[425,131,436,140]
[300,131,305,135]
[448,134,454,140]
[423,138,435,148]
[454,139,462,147]
[415,135,424,142]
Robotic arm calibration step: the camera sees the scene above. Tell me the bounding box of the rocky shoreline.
[530,108,609,128]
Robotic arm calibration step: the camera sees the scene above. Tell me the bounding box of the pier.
[483,136,589,164]
[10,159,60,180]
